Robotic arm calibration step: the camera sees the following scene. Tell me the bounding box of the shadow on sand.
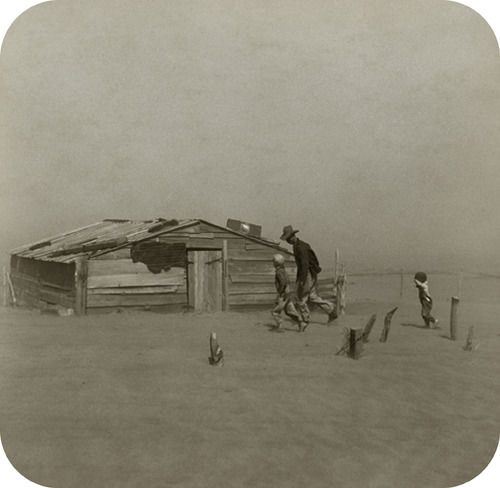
[256,319,336,333]
[255,321,298,333]
[400,322,429,329]
[438,334,454,340]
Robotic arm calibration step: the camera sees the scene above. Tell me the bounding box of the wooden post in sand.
[337,327,363,359]
[463,326,474,352]
[209,332,224,366]
[399,269,404,298]
[380,307,398,343]
[335,265,346,316]
[348,328,363,359]
[450,296,459,341]
[336,327,362,358]
[362,314,377,343]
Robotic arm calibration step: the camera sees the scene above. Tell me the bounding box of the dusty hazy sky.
[1,0,499,272]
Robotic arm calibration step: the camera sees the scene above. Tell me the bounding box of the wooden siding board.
[40,289,75,308]
[87,255,186,288]
[245,242,281,251]
[39,261,75,289]
[10,271,39,287]
[88,259,156,276]
[228,261,276,274]
[86,304,187,314]
[39,280,73,292]
[14,258,40,278]
[229,293,277,305]
[229,267,297,280]
[226,239,246,249]
[87,272,185,288]
[11,269,74,308]
[88,285,185,295]
[228,283,333,294]
[228,249,294,261]
[87,293,187,308]
[185,240,223,249]
[229,286,277,295]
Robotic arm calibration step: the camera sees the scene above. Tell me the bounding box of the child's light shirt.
[415,279,432,303]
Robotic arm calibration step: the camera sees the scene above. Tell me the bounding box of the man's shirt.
[293,238,321,282]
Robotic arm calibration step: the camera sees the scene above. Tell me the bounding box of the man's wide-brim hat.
[280,225,299,241]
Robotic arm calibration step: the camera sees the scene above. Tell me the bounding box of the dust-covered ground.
[0,274,499,488]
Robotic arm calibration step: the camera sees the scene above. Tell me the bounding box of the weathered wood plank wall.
[9,256,75,309]
[86,252,187,312]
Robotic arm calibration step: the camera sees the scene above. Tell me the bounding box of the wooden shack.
[9,218,334,314]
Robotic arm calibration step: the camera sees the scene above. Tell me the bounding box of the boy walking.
[271,254,305,331]
[414,272,439,328]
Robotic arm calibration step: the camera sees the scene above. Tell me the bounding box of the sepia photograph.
[1,1,499,487]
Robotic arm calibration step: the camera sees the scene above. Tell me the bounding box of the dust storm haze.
[1,0,499,273]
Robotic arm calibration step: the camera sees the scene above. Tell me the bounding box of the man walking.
[280,225,337,330]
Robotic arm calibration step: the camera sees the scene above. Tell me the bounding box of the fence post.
[334,248,340,284]
[399,269,404,298]
[337,327,363,359]
[380,307,398,343]
[335,268,346,316]
[463,326,474,351]
[348,328,363,359]
[209,332,224,365]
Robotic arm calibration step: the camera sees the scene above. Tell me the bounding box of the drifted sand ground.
[0,274,499,488]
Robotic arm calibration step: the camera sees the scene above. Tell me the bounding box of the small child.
[271,254,304,330]
[414,272,438,328]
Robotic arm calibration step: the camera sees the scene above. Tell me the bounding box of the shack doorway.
[187,249,223,312]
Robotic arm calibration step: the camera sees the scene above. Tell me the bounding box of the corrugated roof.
[11,218,290,262]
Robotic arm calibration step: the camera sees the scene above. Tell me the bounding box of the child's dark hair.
[414,271,427,282]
